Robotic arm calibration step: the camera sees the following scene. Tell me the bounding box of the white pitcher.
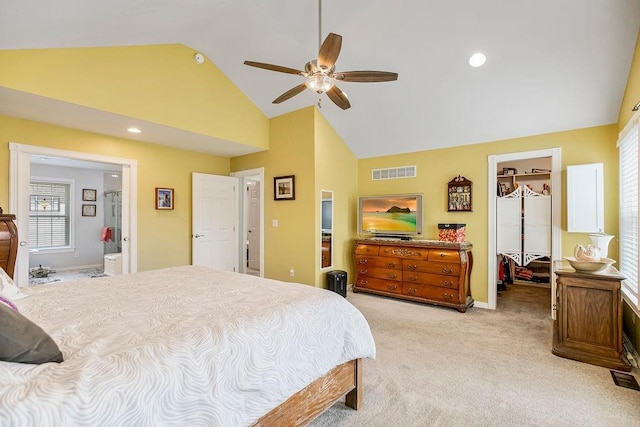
[588,233,614,258]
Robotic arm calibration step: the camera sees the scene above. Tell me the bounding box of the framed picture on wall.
[82,204,96,217]
[82,188,97,201]
[156,187,174,210]
[274,175,295,201]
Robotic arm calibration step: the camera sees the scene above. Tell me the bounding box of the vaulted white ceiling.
[1,1,639,158]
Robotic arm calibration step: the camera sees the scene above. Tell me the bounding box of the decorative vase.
[588,233,614,258]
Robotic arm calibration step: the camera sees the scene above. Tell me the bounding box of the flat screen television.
[358,194,423,239]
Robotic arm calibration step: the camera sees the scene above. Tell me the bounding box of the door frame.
[9,142,138,286]
[231,167,264,277]
[487,148,561,317]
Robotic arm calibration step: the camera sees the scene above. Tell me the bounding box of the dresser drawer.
[357,266,402,281]
[427,249,461,264]
[379,245,428,260]
[402,283,460,302]
[403,260,460,276]
[356,276,401,294]
[355,244,380,256]
[403,271,459,288]
[355,256,402,270]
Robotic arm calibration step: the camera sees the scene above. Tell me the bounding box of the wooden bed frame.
[254,358,362,426]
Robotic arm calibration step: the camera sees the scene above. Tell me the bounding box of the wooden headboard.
[0,214,18,279]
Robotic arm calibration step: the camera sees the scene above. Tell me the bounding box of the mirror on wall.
[321,190,333,269]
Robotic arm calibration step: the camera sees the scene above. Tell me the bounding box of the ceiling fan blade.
[244,61,303,75]
[326,85,351,110]
[273,83,308,104]
[335,71,398,82]
[317,33,342,69]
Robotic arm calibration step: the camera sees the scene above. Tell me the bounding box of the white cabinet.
[567,163,604,233]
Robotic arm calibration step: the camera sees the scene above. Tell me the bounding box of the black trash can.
[326,270,347,297]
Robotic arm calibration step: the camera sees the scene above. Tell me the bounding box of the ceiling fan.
[243,0,398,110]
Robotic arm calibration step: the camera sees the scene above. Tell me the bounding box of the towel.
[101,227,113,243]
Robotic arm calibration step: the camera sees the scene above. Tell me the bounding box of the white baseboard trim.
[473,301,490,309]
[54,263,103,272]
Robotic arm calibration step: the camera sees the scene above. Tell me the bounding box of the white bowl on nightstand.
[564,256,615,272]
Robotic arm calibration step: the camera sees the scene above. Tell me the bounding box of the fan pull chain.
[318,97,322,109]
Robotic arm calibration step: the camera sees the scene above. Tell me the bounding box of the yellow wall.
[619,32,640,131]
[231,107,317,284]
[358,125,618,304]
[0,115,230,271]
[618,31,640,351]
[0,45,269,151]
[313,108,359,287]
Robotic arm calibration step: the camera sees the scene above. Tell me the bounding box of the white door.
[247,181,260,270]
[10,149,31,287]
[192,173,238,271]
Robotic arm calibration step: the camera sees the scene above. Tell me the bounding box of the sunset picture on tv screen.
[361,196,418,232]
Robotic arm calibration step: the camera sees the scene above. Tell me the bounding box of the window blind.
[618,123,639,307]
[29,181,71,248]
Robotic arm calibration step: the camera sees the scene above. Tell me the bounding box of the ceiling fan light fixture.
[305,74,335,93]
[468,52,487,68]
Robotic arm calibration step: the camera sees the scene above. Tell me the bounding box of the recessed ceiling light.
[468,53,487,68]
[127,127,141,134]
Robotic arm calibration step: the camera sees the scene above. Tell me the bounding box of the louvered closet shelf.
[496,183,552,288]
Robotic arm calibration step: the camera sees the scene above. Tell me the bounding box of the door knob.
[19,241,27,246]
[194,234,204,238]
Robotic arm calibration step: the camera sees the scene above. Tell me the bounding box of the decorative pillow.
[0,266,26,300]
[0,294,18,312]
[0,302,64,364]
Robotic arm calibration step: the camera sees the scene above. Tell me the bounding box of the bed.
[0,265,376,426]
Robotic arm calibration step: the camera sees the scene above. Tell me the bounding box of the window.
[29,180,72,249]
[618,118,639,312]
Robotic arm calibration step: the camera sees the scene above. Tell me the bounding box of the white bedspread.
[0,266,375,426]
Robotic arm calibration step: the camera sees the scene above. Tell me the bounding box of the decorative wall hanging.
[156,187,174,210]
[274,175,295,201]
[447,176,472,212]
[82,189,97,201]
[82,204,96,217]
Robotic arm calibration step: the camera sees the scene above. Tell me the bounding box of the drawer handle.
[407,288,417,294]
[442,280,453,287]
[387,284,397,291]
[442,293,453,300]
[359,280,368,286]
[386,273,397,279]
[440,253,446,257]
[407,264,417,270]
[441,268,452,274]
[359,259,368,264]
[408,276,418,282]
[387,262,395,268]
[359,269,368,274]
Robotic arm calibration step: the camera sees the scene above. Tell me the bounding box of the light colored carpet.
[311,285,640,426]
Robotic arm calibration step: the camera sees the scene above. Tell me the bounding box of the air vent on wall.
[371,165,416,181]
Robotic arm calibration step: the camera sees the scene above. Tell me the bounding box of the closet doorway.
[487,148,561,318]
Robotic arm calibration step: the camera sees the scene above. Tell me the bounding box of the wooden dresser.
[553,263,631,371]
[353,239,473,312]
[0,214,18,279]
